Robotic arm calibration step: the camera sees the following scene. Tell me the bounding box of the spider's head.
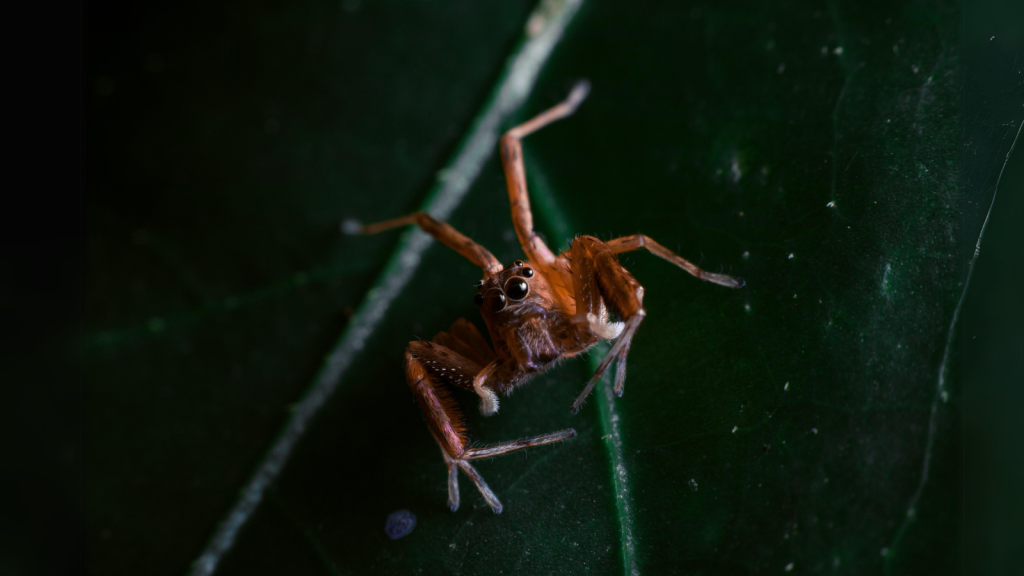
[473,259,545,316]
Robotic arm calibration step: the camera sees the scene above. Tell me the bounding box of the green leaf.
[86,0,1022,575]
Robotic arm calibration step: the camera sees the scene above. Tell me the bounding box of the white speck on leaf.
[785,562,794,571]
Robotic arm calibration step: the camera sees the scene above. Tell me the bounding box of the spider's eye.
[505,278,530,301]
[513,259,525,267]
[473,293,484,306]
[521,267,534,279]
[483,288,507,312]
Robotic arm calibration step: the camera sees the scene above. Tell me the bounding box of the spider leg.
[567,234,744,410]
[432,318,497,366]
[463,429,577,460]
[406,341,576,513]
[570,313,644,412]
[348,211,503,275]
[455,460,503,513]
[565,236,648,412]
[443,453,460,512]
[455,426,576,514]
[605,234,745,289]
[500,80,590,274]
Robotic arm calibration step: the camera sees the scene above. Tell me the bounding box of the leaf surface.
[85,0,1023,574]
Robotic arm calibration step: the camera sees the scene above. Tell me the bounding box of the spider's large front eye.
[483,288,507,312]
[505,278,530,301]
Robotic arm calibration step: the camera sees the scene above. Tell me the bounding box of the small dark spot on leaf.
[385,509,416,540]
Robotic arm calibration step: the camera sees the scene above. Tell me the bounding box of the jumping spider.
[349,81,744,513]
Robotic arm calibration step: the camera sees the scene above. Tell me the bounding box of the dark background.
[4,0,1022,574]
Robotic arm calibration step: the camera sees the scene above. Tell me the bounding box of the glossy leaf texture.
[86,0,1023,575]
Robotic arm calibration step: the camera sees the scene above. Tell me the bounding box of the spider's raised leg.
[347,211,503,275]
[405,340,575,513]
[500,80,590,276]
[566,235,745,410]
[566,236,648,412]
[606,234,745,289]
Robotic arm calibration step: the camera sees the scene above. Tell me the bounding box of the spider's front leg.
[500,79,590,279]
[565,234,745,411]
[565,236,647,412]
[405,340,575,513]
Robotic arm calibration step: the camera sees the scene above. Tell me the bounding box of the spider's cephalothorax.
[349,81,744,514]
[472,259,592,387]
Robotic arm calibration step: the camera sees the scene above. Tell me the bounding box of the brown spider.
[350,81,744,513]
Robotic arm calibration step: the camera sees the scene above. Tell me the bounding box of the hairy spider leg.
[605,234,746,289]
[463,429,576,460]
[566,235,746,409]
[444,453,461,512]
[604,234,745,393]
[406,340,575,513]
[432,317,497,367]
[500,80,590,283]
[352,211,503,276]
[565,236,648,412]
[575,314,644,407]
[452,428,578,513]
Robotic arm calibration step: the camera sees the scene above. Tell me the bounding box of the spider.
[349,81,744,513]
